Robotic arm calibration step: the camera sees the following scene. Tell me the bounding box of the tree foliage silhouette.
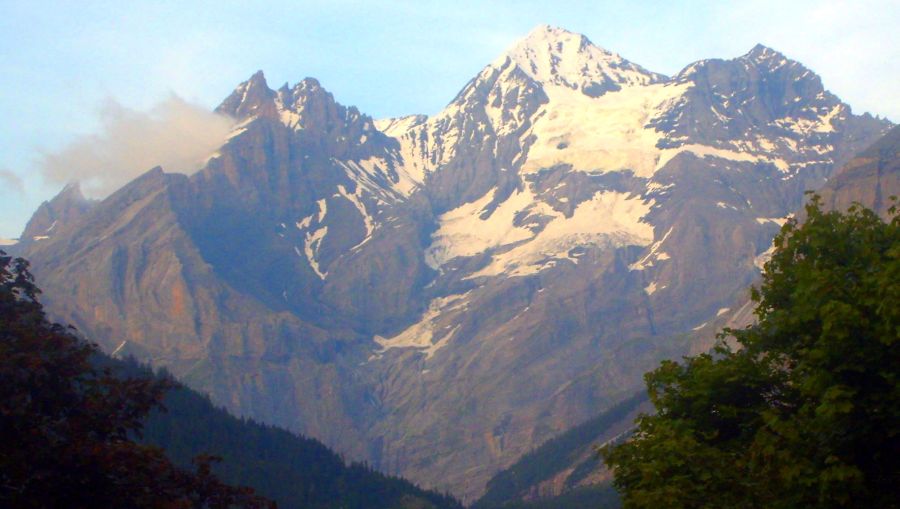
[0,250,273,508]
[602,197,899,508]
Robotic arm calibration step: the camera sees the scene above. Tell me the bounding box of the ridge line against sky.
[1,0,897,238]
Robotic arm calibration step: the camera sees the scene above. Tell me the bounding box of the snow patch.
[646,181,675,193]
[304,226,328,279]
[629,226,674,271]
[426,185,654,278]
[375,115,427,137]
[374,294,469,359]
[754,243,777,270]
[656,143,790,172]
[716,201,739,210]
[775,105,843,135]
[337,184,375,249]
[111,340,128,357]
[279,108,302,130]
[423,325,460,360]
[523,82,692,178]
[336,156,421,199]
[469,189,656,277]
[296,215,314,230]
[755,216,789,226]
[425,187,536,269]
[224,117,253,141]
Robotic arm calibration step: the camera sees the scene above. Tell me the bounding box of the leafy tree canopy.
[0,251,273,508]
[602,197,899,509]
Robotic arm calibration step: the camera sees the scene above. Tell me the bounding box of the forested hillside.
[126,357,462,509]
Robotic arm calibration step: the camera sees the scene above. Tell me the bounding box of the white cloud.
[0,168,24,193]
[39,95,235,198]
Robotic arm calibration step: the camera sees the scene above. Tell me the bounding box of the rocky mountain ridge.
[19,25,892,501]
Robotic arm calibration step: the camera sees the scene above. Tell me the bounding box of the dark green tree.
[601,197,899,508]
[0,251,273,508]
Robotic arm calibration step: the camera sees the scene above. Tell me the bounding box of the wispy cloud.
[0,168,24,193]
[39,95,235,198]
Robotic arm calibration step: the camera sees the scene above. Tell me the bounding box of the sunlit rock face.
[20,24,891,503]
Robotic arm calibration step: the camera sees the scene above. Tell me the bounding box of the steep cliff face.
[817,125,900,219]
[22,170,354,440]
[20,25,892,502]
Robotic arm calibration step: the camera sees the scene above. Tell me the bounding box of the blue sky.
[1,0,897,238]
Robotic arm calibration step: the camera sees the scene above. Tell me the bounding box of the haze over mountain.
[15,25,892,501]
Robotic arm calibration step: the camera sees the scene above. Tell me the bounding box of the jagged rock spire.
[215,70,277,119]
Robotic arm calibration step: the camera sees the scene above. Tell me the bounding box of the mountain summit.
[498,24,664,95]
[216,70,276,119]
[18,182,95,245]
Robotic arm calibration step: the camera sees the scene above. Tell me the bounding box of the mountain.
[19,25,892,501]
[479,124,900,508]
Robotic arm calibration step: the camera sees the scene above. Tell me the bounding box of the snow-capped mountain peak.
[496,24,664,96]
